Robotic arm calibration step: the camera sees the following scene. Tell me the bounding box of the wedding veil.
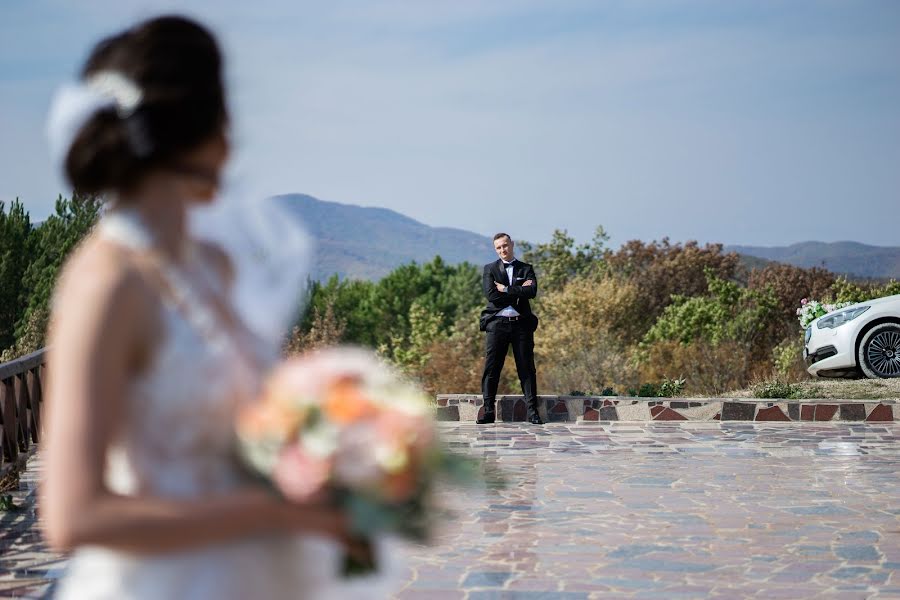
[190,174,313,350]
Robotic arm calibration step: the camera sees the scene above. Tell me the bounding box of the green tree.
[519,226,608,291]
[830,277,900,305]
[0,199,34,350]
[382,299,445,374]
[14,195,102,347]
[605,238,740,343]
[301,276,378,345]
[644,270,779,348]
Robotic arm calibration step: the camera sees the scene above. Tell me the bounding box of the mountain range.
[726,242,900,280]
[273,194,493,280]
[273,194,900,281]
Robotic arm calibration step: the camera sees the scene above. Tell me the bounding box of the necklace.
[99,209,232,355]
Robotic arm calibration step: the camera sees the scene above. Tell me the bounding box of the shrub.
[749,263,835,340]
[639,339,756,396]
[772,337,806,380]
[605,239,740,342]
[417,309,498,397]
[752,380,801,399]
[535,276,640,394]
[626,377,686,398]
[284,299,346,354]
[658,377,687,397]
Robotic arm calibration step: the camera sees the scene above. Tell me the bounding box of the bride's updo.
[65,16,228,194]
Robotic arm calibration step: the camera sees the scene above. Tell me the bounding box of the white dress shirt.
[497,260,521,318]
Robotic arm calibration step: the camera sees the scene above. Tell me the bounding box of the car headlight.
[805,327,812,344]
[816,306,870,329]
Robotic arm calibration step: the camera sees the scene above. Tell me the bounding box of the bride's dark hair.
[66,15,228,194]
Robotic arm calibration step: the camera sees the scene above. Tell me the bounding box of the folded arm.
[483,267,506,304]
[506,266,538,299]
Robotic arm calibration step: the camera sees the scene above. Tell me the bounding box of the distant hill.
[727,241,900,280]
[271,195,897,282]
[273,194,494,280]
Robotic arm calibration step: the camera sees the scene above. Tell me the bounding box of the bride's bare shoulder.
[54,233,152,309]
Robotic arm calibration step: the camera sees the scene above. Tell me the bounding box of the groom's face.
[494,236,514,262]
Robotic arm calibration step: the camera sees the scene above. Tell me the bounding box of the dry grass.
[730,378,900,400]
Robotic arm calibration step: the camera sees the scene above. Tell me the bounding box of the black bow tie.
[502,261,515,267]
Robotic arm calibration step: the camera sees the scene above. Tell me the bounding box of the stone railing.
[436,394,897,423]
[0,349,46,480]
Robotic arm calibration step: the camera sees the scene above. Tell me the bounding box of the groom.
[478,233,543,425]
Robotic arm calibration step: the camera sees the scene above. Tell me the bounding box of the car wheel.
[858,322,900,378]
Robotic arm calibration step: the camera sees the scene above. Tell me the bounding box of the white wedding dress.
[55,210,404,600]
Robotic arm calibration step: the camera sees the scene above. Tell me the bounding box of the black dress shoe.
[476,411,496,425]
[528,414,545,425]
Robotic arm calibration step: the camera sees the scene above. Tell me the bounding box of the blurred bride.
[41,15,397,599]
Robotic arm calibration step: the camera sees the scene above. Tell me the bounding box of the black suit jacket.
[479,259,539,332]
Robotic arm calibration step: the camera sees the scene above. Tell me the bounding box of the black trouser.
[481,318,538,418]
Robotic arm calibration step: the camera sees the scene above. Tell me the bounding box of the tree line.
[290,227,900,396]
[0,196,102,361]
[4,198,898,395]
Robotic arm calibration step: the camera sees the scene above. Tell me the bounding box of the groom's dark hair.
[493,233,512,243]
[66,15,228,194]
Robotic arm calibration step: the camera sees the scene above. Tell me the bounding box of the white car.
[805,294,900,378]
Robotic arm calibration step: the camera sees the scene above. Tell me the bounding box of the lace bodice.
[98,209,262,498]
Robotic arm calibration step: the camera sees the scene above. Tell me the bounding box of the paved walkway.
[396,422,900,599]
[2,423,899,599]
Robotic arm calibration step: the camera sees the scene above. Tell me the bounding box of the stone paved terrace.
[2,423,900,599]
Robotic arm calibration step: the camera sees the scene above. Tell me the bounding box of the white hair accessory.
[86,71,143,117]
[45,70,145,182]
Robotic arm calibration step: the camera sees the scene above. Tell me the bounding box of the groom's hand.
[523,280,533,286]
[494,281,506,293]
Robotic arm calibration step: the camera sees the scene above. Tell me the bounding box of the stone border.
[434,394,898,423]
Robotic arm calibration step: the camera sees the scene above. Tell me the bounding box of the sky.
[1,0,899,248]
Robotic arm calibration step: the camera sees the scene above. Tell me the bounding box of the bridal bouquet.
[235,347,486,576]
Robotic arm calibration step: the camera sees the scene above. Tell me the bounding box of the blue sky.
[2,1,899,248]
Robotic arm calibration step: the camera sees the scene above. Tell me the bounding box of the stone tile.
[436,406,460,421]
[866,404,893,422]
[756,405,791,421]
[676,402,722,420]
[839,404,867,421]
[458,402,478,422]
[500,398,516,422]
[462,571,513,587]
[504,400,523,421]
[598,406,618,421]
[721,402,756,420]
[615,403,652,421]
[650,406,688,421]
[815,405,839,421]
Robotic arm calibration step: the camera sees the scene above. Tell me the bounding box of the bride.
[41,15,391,599]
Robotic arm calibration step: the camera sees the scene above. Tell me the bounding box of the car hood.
[818,293,900,319]
[851,293,900,310]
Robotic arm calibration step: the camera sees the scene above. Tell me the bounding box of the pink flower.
[272,444,331,503]
[801,298,808,305]
[375,410,435,453]
[333,422,383,489]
